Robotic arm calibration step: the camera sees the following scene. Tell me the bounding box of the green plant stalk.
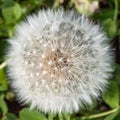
[81,107,120,119]
[0,61,7,70]
[114,0,118,22]
[58,113,64,120]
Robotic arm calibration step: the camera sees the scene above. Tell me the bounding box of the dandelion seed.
[52,48,55,52]
[41,54,45,58]
[30,73,33,77]
[39,63,42,67]
[35,82,39,86]
[42,71,47,75]
[33,50,36,54]
[31,62,34,66]
[25,61,28,65]
[48,61,52,65]
[36,73,40,76]
[7,9,113,113]
[43,44,47,47]
[54,67,58,70]
[58,58,62,62]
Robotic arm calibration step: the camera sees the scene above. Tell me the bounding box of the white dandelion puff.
[7,9,113,113]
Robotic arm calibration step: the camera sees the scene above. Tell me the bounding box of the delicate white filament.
[7,9,113,114]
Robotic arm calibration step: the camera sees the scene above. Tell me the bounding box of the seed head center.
[41,49,70,78]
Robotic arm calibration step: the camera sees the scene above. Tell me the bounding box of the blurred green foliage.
[0,0,120,120]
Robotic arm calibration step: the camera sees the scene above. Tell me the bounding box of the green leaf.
[102,81,119,108]
[1,0,14,8]
[63,113,71,120]
[13,2,22,20]
[2,6,15,24]
[114,113,120,120]
[19,108,47,120]
[84,99,97,111]
[0,40,7,62]
[93,9,114,21]
[104,110,119,120]
[58,113,71,120]
[2,2,21,24]
[115,64,120,86]
[0,69,8,91]
[0,94,8,114]
[72,117,83,120]
[7,113,18,120]
[48,113,55,120]
[103,19,116,37]
[58,113,64,120]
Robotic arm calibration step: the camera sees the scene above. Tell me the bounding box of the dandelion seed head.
[7,9,113,113]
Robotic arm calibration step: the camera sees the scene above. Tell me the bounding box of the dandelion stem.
[81,106,120,119]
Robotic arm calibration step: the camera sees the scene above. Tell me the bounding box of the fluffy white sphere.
[7,9,113,113]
